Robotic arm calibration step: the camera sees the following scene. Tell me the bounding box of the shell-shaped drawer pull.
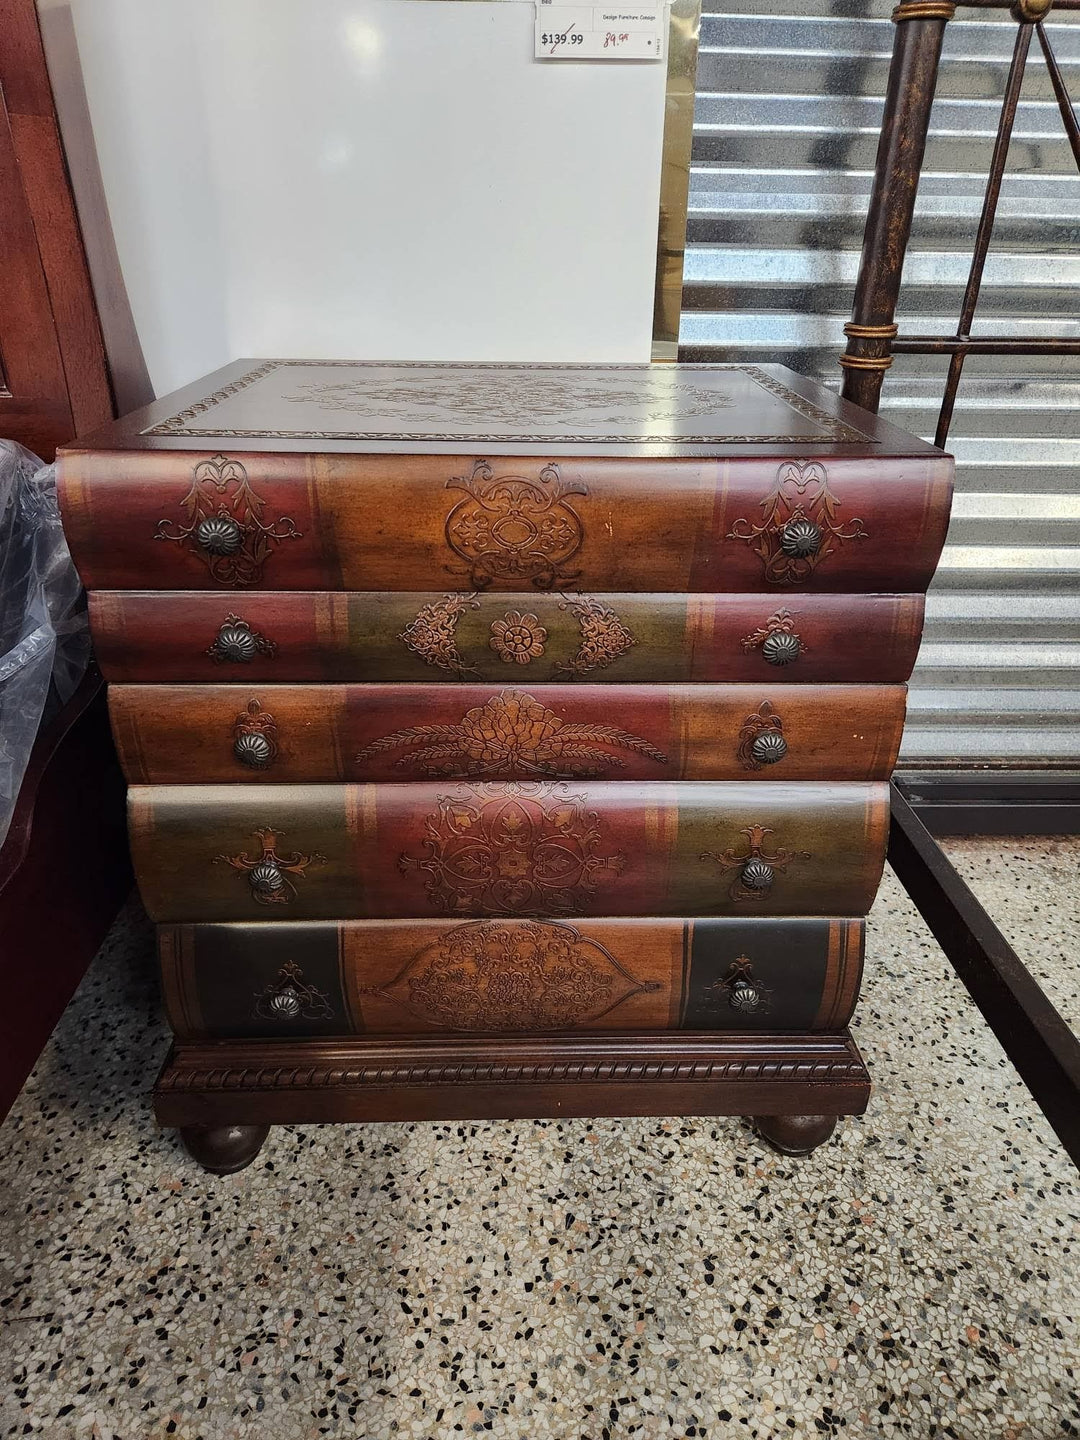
[249,860,285,896]
[215,827,327,907]
[740,858,775,891]
[737,701,789,771]
[197,515,243,556]
[235,731,275,768]
[779,518,822,558]
[232,699,279,770]
[729,977,765,1014]
[207,614,277,664]
[761,631,802,667]
[751,732,788,766]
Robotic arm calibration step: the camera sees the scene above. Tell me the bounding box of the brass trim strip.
[651,0,703,362]
[838,353,896,371]
[891,2,956,21]
[844,322,900,338]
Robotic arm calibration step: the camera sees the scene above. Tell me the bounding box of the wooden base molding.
[154,1031,870,1137]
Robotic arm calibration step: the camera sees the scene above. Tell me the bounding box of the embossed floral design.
[490,611,548,666]
[727,460,867,586]
[555,596,637,678]
[356,689,668,778]
[444,461,586,590]
[398,593,481,678]
[360,919,661,1031]
[154,454,301,587]
[399,782,625,915]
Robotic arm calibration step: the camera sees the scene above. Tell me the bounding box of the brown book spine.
[89,590,926,685]
[129,779,890,923]
[58,448,952,593]
[158,915,865,1040]
[108,682,907,785]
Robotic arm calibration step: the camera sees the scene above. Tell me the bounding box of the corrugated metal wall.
[679,0,1080,767]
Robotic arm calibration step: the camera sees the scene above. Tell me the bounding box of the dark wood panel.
[0,0,112,458]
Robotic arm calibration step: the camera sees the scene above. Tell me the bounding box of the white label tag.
[535,4,665,60]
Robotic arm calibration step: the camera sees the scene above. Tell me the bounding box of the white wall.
[39,0,668,403]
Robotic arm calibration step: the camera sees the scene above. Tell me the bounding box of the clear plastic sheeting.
[0,441,90,852]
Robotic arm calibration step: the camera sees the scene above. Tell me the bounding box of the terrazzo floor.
[1,842,1078,1440]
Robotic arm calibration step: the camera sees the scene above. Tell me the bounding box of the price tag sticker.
[535,3,666,60]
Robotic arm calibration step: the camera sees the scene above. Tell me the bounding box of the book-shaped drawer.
[58,448,952,593]
[129,779,889,922]
[109,683,907,784]
[159,915,865,1040]
[90,591,926,685]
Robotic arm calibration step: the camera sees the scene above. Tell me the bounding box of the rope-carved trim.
[159,1054,868,1092]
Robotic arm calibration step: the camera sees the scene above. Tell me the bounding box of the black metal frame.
[842,0,1080,1169]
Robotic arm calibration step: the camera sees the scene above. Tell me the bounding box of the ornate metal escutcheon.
[740,607,807,668]
[703,956,773,1016]
[206,614,277,664]
[700,823,811,902]
[215,828,326,906]
[726,460,868,585]
[251,960,334,1022]
[155,454,301,586]
[231,698,279,769]
[736,700,789,770]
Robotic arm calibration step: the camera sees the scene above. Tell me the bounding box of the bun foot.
[179,1123,271,1174]
[753,1114,838,1156]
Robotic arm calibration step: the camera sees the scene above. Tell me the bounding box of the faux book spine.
[88,591,926,685]
[128,779,890,922]
[158,915,865,1040]
[108,682,907,785]
[58,448,952,593]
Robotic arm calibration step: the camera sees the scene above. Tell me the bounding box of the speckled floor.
[1,843,1078,1440]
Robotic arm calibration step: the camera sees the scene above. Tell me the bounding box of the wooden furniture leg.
[753,1113,839,1156]
[179,1123,272,1175]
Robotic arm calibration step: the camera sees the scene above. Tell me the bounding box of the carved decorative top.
[154,454,301,586]
[444,461,586,590]
[727,461,868,585]
[141,361,873,445]
[361,919,660,1032]
[399,782,625,915]
[356,689,668,779]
